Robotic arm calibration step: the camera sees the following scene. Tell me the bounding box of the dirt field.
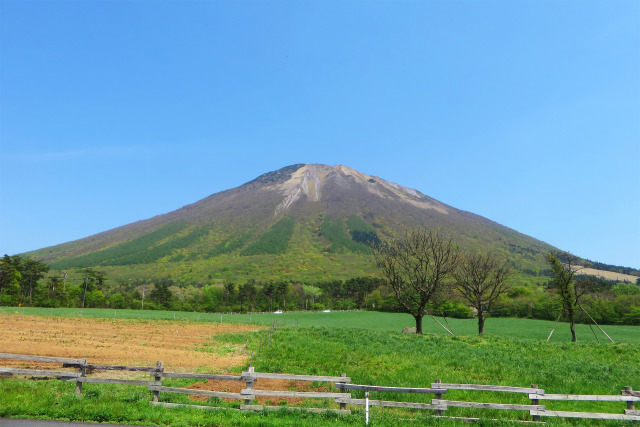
[0,314,259,371]
[0,314,326,404]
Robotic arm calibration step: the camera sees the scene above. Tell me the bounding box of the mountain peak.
[268,164,450,216]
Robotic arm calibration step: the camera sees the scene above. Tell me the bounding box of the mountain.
[28,164,556,283]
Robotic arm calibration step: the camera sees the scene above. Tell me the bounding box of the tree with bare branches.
[546,251,589,342]
[373,228,459,334]
[453,252,511,335]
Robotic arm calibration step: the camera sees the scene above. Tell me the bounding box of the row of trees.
[0,255,112,309]
[373,228,511,335]
[0,255,51,306]
[2,235,639,336]
[0,255,386,313]
[373,228,640,338]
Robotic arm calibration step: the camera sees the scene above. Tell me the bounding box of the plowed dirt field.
[0,314,324,404]
[0,314,258,371]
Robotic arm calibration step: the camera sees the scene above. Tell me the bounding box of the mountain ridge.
[28,164,556,283]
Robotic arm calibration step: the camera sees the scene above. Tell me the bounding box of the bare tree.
[453,252,511,335]
[373,228,459,334]
[546,251,589,342]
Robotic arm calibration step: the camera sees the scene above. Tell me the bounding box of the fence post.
[531,384,540,422]
[434,379,443,416]
[75,358,87,397]
[624,386,635,412]
[339,373,347,410]
[365,391,370,425]
[152,361,163,403]
[244,367,255,407]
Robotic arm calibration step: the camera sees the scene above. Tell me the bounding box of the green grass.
[0,380,366,426]
[244,327,639,424]
[2,326,637,425]
[2,308,639,425]
[3,306,638,345]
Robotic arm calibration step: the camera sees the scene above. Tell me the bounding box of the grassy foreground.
[1,310,639,425]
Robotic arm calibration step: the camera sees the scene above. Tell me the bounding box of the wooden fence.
[0,352,163,397]
[148,367,352,414]
[1,352,638,423]
[336,380,639,422]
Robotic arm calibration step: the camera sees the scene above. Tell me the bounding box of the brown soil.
[0,314,329,405]
[0,314,258,371]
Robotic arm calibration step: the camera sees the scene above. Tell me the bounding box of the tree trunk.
[569,319,577,342]
[82,278,88,309]
[414,314,423,334]
[478,309,485,335]
[568,308,577,342]
[28,280,34,304]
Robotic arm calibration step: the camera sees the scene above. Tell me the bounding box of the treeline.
[2,254,639,325]
[492,277,640,325]
[0,254,383,312]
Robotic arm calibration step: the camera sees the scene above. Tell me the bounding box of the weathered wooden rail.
[149,369,248,410]
[239,368,351,414]
[0,352,85,378]
[0,353,162,396]
[527,388,640,422]
[1,352,639,422]
[429,381,547,421]
[335,383,447,411]
[335,380,639,422]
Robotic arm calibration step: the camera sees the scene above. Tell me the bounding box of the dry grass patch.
[0,314,261,372]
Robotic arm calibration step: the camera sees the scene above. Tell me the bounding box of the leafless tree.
[546,251,589,342]
[373,228,459,334]
[453,252,511,335]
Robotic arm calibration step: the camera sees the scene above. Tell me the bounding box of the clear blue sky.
[1,0,638,269]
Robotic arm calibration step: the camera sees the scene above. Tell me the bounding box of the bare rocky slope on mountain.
[29,164,555,283]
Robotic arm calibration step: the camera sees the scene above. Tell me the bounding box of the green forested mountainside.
[241,216,295,255]
[319,215,372,254]
[27,163,562,286]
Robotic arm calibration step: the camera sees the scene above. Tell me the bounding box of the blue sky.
[1,0,638,269]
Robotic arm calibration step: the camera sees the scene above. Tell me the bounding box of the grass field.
[1,307,639,426]
[2,306,638,344]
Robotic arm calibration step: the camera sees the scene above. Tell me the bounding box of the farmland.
[0,314,259,371]
[1,309,639,426]
[2,306,639,344]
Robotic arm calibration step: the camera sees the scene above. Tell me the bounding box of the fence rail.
[1,352,638,423]
[0,353,85,365]
[336,383,445,394]
[432,382,544,394]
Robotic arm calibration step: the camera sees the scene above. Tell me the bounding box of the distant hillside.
[578,267,639,283]
[28,164,558,284]
[582,260,640,278]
